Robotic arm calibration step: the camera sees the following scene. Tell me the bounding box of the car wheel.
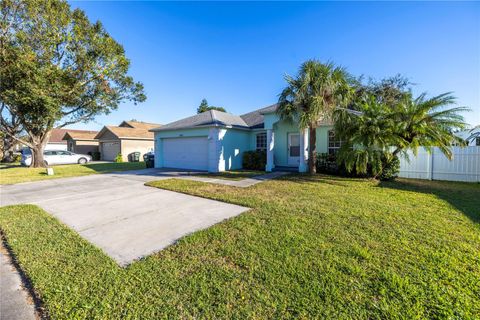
[44,160,49,166]
[78,157,87,164]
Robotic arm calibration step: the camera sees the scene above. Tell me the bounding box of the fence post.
[429,148,434,180]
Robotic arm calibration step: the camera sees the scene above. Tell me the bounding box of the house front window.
[476,137,480,146]
[256,132,267,151]
[328,130,342,155]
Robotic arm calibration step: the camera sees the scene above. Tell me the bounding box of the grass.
[0,162,146,185]
[195,170,265,180]
[0,162,21,169]
[0,175,479,319]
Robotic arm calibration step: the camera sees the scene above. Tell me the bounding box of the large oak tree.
[0,0,146,167]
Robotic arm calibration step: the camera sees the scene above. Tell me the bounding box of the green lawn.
[195,170,265,180]
[0,162,146,185]
[0,175,479,318]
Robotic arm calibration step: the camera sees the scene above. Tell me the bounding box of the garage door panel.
[102,142,120,161]
[163,137,208,170]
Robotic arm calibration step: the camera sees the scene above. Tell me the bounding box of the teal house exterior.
[150,104,336,173]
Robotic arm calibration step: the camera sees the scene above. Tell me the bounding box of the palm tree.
[277,60,353,173]
[334,91,468,177]
[392,92,468,159]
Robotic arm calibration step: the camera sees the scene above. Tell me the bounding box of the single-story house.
[62,130,99,155]
[95,121,161,161]
[150,104,338,172]
[46,128,100,151]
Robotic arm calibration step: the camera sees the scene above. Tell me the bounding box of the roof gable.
[62,130,98,141]
[119,120,161,130]
[95,126,154,140]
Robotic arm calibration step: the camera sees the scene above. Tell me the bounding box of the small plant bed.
[195,170,265,180]
[0,175,478,318]
[0,162,146,185]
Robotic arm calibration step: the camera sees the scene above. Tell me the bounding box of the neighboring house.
[62,130,99,155]
[150,104,336,172]
[46,128,99,151]
[45,129,69,150]
[95,121,161,161]
[454,126,480,146]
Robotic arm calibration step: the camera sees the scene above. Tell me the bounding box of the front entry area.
[162,137,209,171]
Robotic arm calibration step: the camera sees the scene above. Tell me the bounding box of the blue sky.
[69,1,480,130]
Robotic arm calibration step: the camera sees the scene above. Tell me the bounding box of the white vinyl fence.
[398,146,480,182]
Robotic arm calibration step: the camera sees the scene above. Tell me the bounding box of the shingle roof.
[151,110,249,131]
[50,128,99,144]
[62,130,98,141]
[240,104,278,129]
[95,126,155,140]
[120,121,161,130]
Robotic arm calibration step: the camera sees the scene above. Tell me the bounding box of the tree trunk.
[30,131,51,168]
[308,126,317,174]
[31,143,46,168]
[1,136,16,162]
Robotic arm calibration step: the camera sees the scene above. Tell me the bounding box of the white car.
[21,149,92,166]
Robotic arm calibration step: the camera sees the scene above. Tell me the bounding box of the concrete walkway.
[0,246,36,320]
[184,171,290,187]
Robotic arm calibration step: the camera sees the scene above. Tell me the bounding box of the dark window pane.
[290,146,300,157]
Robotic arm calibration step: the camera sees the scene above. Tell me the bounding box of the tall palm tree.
[277,60,352,173]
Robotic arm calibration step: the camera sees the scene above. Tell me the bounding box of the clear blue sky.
[68,1,480,130]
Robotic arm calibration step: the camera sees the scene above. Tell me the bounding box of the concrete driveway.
[0,169,249,266]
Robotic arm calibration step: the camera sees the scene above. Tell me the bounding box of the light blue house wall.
[316,126,333,154]
[220,128,251,170]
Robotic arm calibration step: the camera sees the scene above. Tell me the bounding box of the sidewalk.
[0,245,36,320]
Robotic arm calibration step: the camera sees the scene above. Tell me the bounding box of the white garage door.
[101,142,120,161]
[163,137,208,171]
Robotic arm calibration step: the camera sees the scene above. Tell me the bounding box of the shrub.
[317,152,399,180]
[114,153,123,163]
[378,155,400,181]
[12,153,22,162]
[88,151,101,161]
[242,150,266,171]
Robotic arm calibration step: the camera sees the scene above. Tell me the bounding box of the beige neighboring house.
[94,121,161,161]
[62,130,99,155]
[46,128,100,151]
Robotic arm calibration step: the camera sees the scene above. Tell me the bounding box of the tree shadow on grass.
[81,162,146,173]
[276,173,361,187]
[378,178,480,225]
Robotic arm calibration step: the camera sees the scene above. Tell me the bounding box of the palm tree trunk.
[308,126,317,174]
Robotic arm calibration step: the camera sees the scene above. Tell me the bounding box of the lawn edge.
[0,230,48,319]
[0,165,146,186]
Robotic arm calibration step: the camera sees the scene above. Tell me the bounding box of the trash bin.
[129,152,141,162]
[144,152,154,168]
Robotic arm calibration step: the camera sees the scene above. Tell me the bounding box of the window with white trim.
[328,130,342,155]
[256,132,267,151]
